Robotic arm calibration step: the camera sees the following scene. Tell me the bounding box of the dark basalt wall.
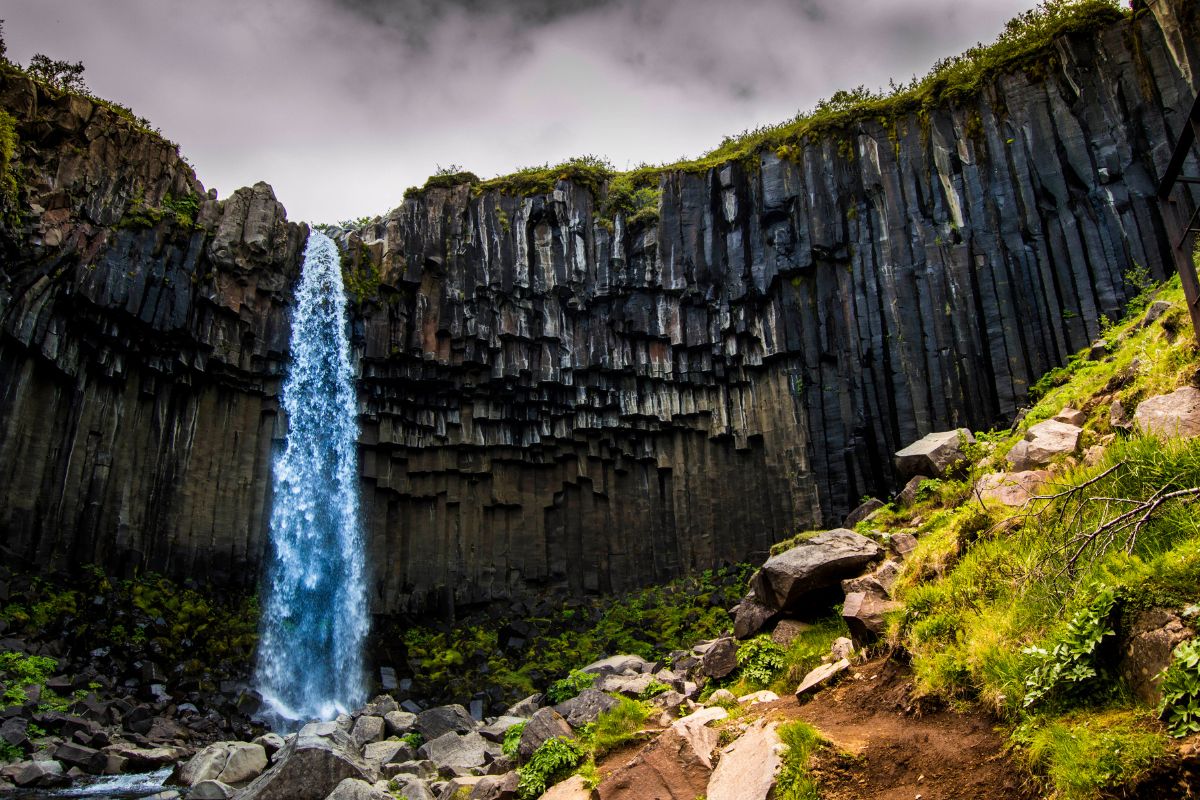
[1,2,1198,616]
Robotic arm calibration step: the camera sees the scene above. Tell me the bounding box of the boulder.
[542,775,592,800]
[1145,300,1172,325]
[1120,609,1194,705]
[1007,419,1082,470]
[554,689,620,727]
[1054,407,1087,427]
[751,530,882,610]
[841,560,902,598]
[705,719,782,800]
[578,655,655,676]
[976,470,1050,507]
[732,595,778,639]
[843,497,884,528]
[253,733,286,760]
[889,533,918,560]
[478,717,526,744]
[503,695,543,718]
[360,696,399,718]
[469,771,518,800]
[351,715,386,749]
[173,741,267,786]
[897,474,929,507]
[387,774,434,800]
[362,740,411,768]
[218,742,268,784]
[323,777,390,800]
[190,780,235,799]
[54,741,105,773]
[698,637,738,679]
[596,673,656,697]
[237,728,376,800]
[1134,387,1200,439]
[8,759,65,788]
[795,659,850,699]
[894,429,974,478]
[705,689,736,706]
[418,731,489,770]
[672,707,727,729]
[770,619,814,647]
[383,711,418,736]
[1,717,28,748]
[383,760,436,780]
[516,708,572,762]
[831,637,854,661]
[596,727,712,800]
[415,706,475,741]
[843,591,901,643]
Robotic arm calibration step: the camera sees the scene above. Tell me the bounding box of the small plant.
[516,736,584,800]
[0,740,22,763]
[736,636,788,687]
[1022,588,1117,709]
[639,679,671,700]
[0,652,57,708]
[399,732,424,749]
[1157,638,1200,737]
[502,721,527,758]
[27,53,87,92]
[545,670,596,704]
[776,721,826,800]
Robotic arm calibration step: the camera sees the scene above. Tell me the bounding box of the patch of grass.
[578,696,652,758]
[341,239,382,305]
[776,721,827,800]
[1019,709,1168,800]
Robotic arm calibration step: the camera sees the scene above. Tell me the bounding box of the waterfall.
[254,230,369,728]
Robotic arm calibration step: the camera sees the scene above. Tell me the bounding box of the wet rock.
[415,706,475,741]
[54,741,106,773]
[976,470,1050,507]
[796,659,850,699]
[516,708,572,762]
[6,759,66,788]
[554,689,620,727]
[705,719,781,800]
[843,591,901,643]
[1134,387,1200,439]
[1007,420,1082,470]
[894,429,974,478]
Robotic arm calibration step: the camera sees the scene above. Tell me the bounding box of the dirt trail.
[765,656,1034,800]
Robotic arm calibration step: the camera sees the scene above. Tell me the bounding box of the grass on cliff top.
[868,270,1200,798]
[399,0,1125,203]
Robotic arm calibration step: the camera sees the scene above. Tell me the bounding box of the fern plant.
[1022,588,1117,709]
[516,737,584,799]
[736,636,788,687]
[1157,638,1200,737]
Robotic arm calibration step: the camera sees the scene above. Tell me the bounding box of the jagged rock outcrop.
[1,3,1199,616]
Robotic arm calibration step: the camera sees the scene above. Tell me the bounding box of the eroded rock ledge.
[1,3,1199,615]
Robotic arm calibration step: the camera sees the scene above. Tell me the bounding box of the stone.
[595,673,656,697]
[173,742,266,787]
[387,774,434,800]
[418,731,489,770]
[469,771,518,800]
[843,591,901,643]
[1007,420,1082,470]
[384,711,418,736]
[379,668,399,692]
[1144,300,1172,325]
[831,637,855,661]
[363,741,410,768]
[237,728,376,800]
[54,741,105,773]
[843,497,884,528]
[554,689,620,727]
[1088,340,1109,360]
[751,529,882,611]
[706,689,736,706]
[253,733,286,759]
[9,759,65,788]
[503,696,542,718]
[1134,387,1200,439]
[672,707,727,729]
[516,708,572,762]
[698,637,738,679]
[385,760,436,780]
[795,659,850,699]
[976,470,1050,507]
[218,742,268,784]
[897,475,930,507]
[889,533,918,559]
[541,774,592,800]
[736,691,778,706]
[770,619,814,646]
[578,655,655,676]
[361,696,399,718]
[894,429,975,478]
[732,595,779,639]
[351,716,386,749]
[705,719,782,800]
[1054,407,1087,427]
[478,717,526,744]
[190,780,235,800]
[105,744,186,771]
[596,727,712,800]
[1,717,28,747]
[1120,609,1194,705]
[415,706,475,741]
[324,777,390,800]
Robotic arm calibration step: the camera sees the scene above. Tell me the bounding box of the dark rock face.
[1,5,1200,617]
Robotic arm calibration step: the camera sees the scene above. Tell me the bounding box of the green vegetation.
[775,721,827,800]
[399,732,424,749]
[0,652,56,708]
[735,636,788,687]
[702,616,850,700]
[1157,638,1200,737]
[545,670,597,704]
[118,190,204,231]
[886,269,1200,797]
[398,565,749,706]
[516,736,585,800]
[597,171,662,232]
[0,108,19,224]
[577,697,652,758]
[502,721,527,758]
[341,240,382,305]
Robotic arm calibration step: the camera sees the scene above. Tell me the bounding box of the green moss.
[0,108,20,224]
[117,190,204,231]
[341,240,382,305]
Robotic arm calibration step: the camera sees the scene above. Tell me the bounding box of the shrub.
[639,679,671,700]
[579,697,651,758]
[736,636,788,687]
[0,652,56,708]
[516,737,584,800]
[502,721,526,758]
[1022,588,1117,710]
[1157,638,1200,737]
[545,670,596,704]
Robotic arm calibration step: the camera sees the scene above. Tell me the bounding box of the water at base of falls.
[254,230,369,729]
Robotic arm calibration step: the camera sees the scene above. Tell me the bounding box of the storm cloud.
[8,0,1036,222]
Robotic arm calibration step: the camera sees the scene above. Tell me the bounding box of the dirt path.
[765,656,1035,800]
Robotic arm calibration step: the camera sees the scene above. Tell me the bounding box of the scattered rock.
[7,759,65,788]
[706,689,736,706]
[541,774,592,800]
[237,728,376,800]
[516,708,572,762]
[362,741,411,768]
[383,711,417,736]
[324,777,390,800]
[831,637,854,661]
[894,429,975,478]
[1134,387,1200,439]
[469,771,518,800]
[554,689,620,727]
[1007,419,1082,470]
[1144,300,1172,325]
[1054,407,1087,427]
[737,691,778,706]
[350,716,386,749]
[898,475,931,507]
[596,673,656,697]
[976,470,1050,507]
[253,734,286,760]
[477,717,526,744]
[418,731,490,771]
[190,780,235,800]
[504,696,543,719]
[732,595,779,640]
[705,719,782,800]
[596,727,713,800]
[672,707,727,729]
[387,774,434,800]
[889,533,918,560]
[843,591,901,644]
[579,655,655,676]
[795,659,850,699]
[1088,340,1109,360]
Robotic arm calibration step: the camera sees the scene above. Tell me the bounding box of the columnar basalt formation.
[1,4,1198,615]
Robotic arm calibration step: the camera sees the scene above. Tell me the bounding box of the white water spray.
[254,230,368,728]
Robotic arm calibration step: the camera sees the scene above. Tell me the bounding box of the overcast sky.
[7,0,1037,223]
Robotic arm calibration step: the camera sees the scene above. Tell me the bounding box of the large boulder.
[388,774,435,800]
[350,716,385,749]
[1135,387,1200,439]
[383,711,417,736]
[237,728,375,800]
[516,708,573,762]
[415,705,475,741]
[705,719,782,800]
[1007,419,1082,470]
[894,429,974,478]
[418,730,490,770]
[1120,609,1194,705]
[732,593,778,640]
[173,741,267,786]
[553,689,620,728]
[6,759,65,788]
[976,470,1050,507]
[750,530,882,610]
[579,655,655,676]
[697,637,738,679]
[843,591,900,644]
[595,727,713,800]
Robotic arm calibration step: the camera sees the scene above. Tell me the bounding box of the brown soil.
[766,655,1036,800]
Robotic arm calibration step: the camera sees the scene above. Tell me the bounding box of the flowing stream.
[254,230,369,728]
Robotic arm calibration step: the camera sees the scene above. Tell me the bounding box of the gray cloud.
[6,0,1035,222]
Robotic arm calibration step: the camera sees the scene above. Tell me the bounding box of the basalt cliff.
[0,2,1198,617]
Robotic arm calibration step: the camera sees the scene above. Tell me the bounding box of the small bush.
[516,737,584,800]
[399,732,424,749]
[0,652,56,708]
[639,679,671,700]
[1157,638,1200,737]
[1022,588,1117,710]
[545,670,596,704]
[736,636,788,687]
[502,721,527,758]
